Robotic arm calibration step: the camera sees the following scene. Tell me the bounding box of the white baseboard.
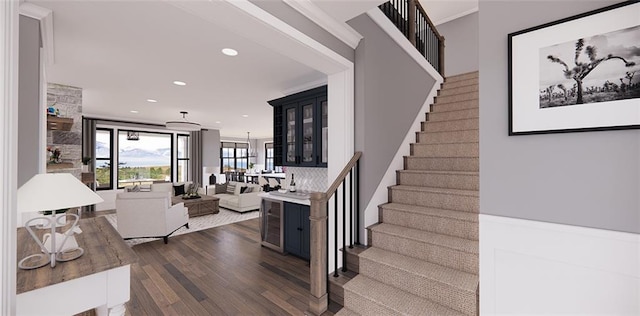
[480,214,640,315]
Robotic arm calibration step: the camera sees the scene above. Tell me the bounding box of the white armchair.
[115,191,189,244]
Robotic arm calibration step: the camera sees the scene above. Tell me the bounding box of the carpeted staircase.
[337,71,479,316]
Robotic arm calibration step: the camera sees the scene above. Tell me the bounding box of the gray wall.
[249,0,354,62]
[479,0,639,234]
[437,12,478,77]
[18,16,41,187]
[348,14,438,206]
[202,129,221,174]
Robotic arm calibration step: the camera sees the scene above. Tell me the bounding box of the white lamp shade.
[18,173,104,213]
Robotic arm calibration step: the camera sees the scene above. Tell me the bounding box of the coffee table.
[171,195,219,217]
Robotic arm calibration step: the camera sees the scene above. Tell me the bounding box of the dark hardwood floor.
[82,211,339,315]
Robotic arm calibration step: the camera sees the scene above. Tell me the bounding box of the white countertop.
[258,191,312,206]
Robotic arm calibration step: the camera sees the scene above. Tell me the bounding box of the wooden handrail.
[308,151,362,315]
[325,151,362,199]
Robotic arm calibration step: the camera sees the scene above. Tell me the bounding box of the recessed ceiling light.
[242,114,249,118]
[215,121,221,124]
[173,81,186,86]
[130,110,139,113]
[222,48,238,56]
[147,99,158,103]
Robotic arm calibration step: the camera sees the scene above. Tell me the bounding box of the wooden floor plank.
[79,212,336,316]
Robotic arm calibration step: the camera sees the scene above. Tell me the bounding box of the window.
[118,131,172,188]
[177,134,189,183]
[265,142,274,171]
[95,129,113,190]
[221,142,248,172]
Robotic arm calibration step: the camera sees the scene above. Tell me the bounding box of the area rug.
[103,209,259,247]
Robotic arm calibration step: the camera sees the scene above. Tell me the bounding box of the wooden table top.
[16,216,137,294]
[171,195,219,204]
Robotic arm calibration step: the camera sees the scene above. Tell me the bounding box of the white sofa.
[150,181,204,196]
[213,181,262,213]
[115,191,189,244]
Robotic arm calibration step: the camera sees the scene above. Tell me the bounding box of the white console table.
[16,217,137,316]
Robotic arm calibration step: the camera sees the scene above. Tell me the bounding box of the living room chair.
[115,191,189,244]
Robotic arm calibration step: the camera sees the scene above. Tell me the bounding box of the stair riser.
[389,188,479,213]
[442,77,479,89]
[360,258,477,316]
[380,207,478,240]
[438,84,478,97]
[405,157,479,172]
[329,287,344,306]
[435,92,478,104]
[431,99,478,112]
[421,119,478,133]
[445,72,479,83]
[344,289,400,315]
[427,108,478,122]
[345,251,359,274]
[370,231,478,274]
[397,171,479,190]
[411,143,479,158]
[417,130,479,144]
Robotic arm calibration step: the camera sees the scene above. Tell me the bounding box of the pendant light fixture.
[166,111,201,131]
[246,132,257,158]
[126,131,140,141]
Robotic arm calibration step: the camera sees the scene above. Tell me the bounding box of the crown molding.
[281,77,328,97]
[19,3,54,65]
[283,0,362,49]
[433,6,478,26]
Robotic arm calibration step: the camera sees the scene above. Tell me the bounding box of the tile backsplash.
[284,167,327,192]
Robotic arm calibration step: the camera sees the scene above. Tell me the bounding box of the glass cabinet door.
[301,101,314,164]
[320,99,328,165]
[284,106,296,164]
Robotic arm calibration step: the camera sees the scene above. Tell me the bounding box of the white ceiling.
[30,0,477,138]
[30,0,326,138]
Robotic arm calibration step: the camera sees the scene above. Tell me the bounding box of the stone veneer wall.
[284,167,328,192]
[46,83,83,180]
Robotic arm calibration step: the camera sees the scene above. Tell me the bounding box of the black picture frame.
[508,0,640,135]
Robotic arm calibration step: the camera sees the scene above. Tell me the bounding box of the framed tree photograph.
[508,0,640,135]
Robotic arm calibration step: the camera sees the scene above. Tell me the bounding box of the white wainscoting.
[480,214,640,315]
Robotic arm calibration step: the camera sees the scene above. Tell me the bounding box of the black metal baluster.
[355,160,360,245]
[341,179,347,272]
[349,169,353,249]
[333,191,338,277]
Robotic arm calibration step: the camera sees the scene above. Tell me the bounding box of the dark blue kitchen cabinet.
[283,202,310,260]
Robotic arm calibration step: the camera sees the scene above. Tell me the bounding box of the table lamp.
[17,173,104,269]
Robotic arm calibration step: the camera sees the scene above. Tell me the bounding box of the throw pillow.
[215,183,227,194]
[240,186,253,194]
[226,182,236,194]
[173,184,185,196]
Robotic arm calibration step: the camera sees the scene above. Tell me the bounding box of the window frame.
[95,128,114,191]
[116,129,174,189]
[176,134,190,183]
[220,141,249,172]
[265,142,274,171]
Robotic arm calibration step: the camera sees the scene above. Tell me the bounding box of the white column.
[1,0,20,314]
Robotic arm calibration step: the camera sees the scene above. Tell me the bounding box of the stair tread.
[361,247,479,289]
[342,244,369,255]
[417,128,478,134]
[424,117,478,124]
[344,275,465,316]
[390,185,479,197]
[329,270,358,286]
[370,223,478,254]
[335,307,359,316]
[381,202,478,223]
[398,169,478,176]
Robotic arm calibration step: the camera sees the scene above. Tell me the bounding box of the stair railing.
[308,151,362,315]
[379,0,445,75]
